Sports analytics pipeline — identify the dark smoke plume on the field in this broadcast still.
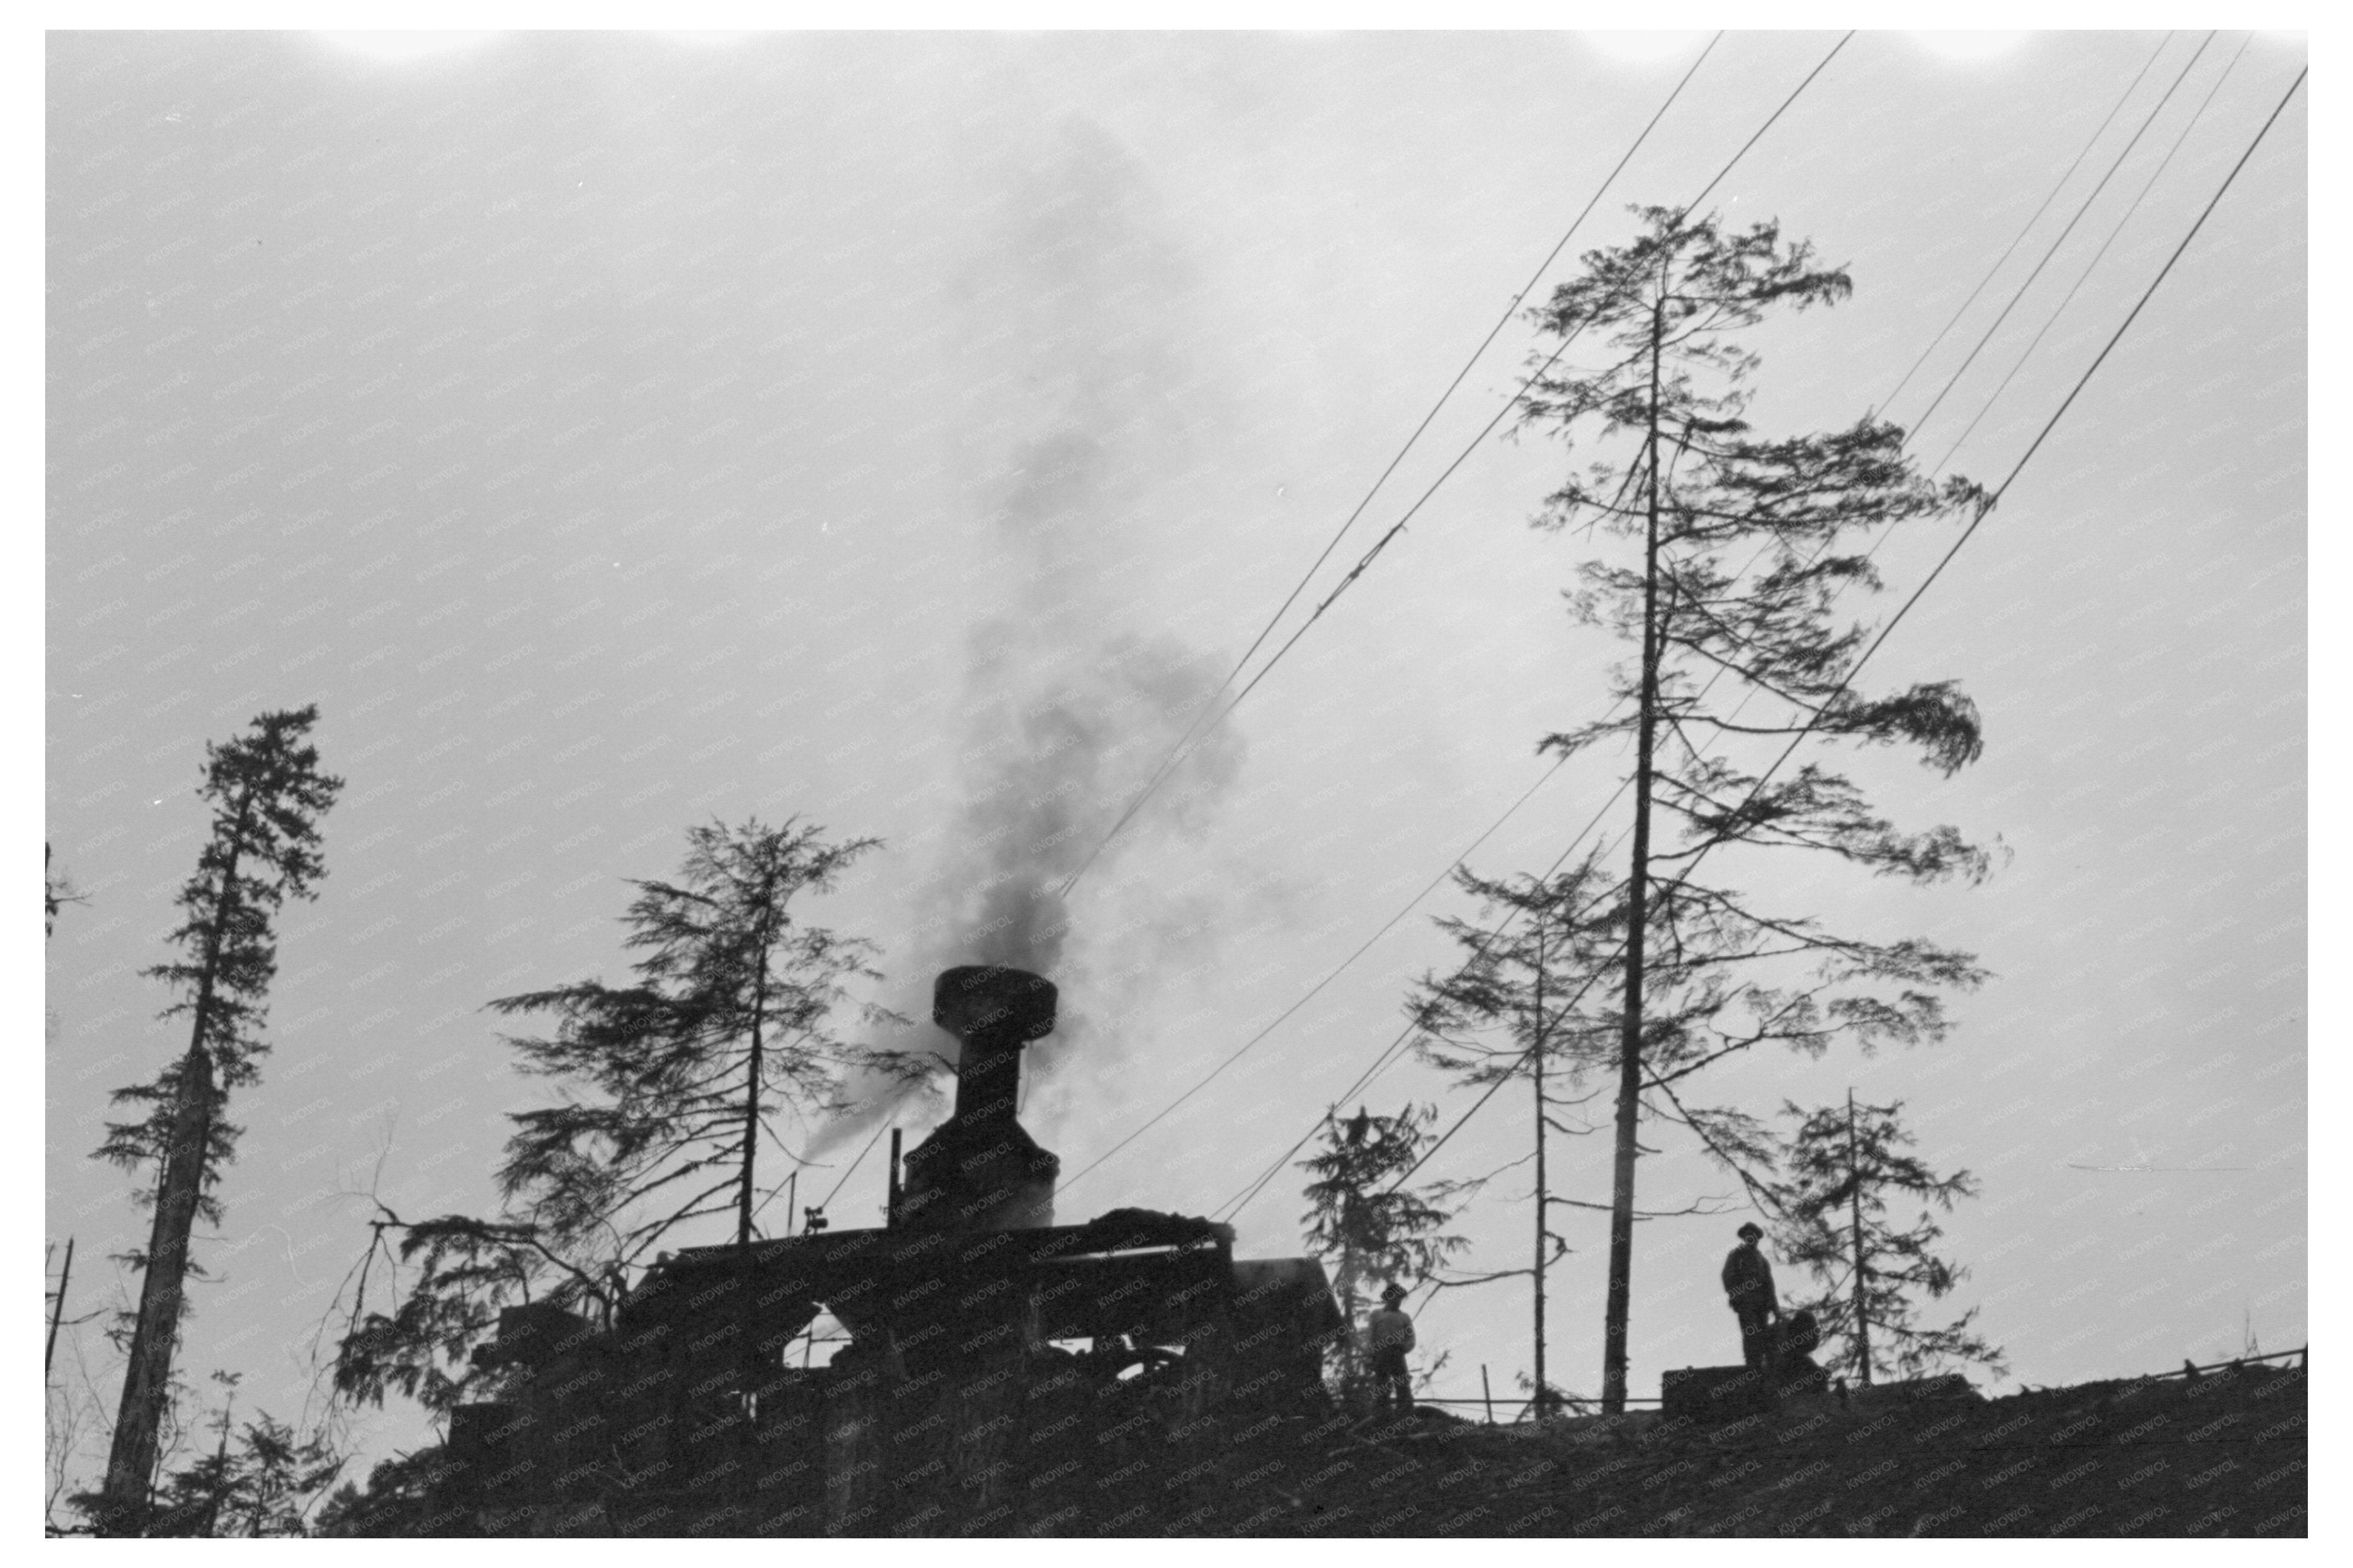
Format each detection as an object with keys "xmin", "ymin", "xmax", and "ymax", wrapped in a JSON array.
[{"xmin": 819, "ymin": 117, "xmax": 1249, "ymax": 1148}]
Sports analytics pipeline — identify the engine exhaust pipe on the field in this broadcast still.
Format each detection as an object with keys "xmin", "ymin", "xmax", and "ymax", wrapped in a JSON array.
[{"xmin": 893, "ymin": 966, "xmax": 1063, "ymax": 1232}]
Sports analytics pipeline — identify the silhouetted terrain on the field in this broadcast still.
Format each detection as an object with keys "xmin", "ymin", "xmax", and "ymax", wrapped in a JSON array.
[{"xmin": 401, "ymin": 1357, "xmax": 2301, "ymax": 1538}]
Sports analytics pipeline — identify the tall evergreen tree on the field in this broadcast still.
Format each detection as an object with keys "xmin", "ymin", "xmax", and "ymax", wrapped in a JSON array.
[
  {"xmin": 1773, "ymin": 1091, "xmax": 2004, "ymax": 1386},
  {"xmin": 1408, "ymin": 854, "xmax": 1618, "ymax": 1414},
  {"xmin": 491, "ymin": 816, "xmax": 897, "ymax": 1260},
  {"xmin": 93, "ymin": 706, "xmax": 341, "ymax": 1530},
  {"xmin": 333, "ymin": 817, "xmax": 913, "ymax": 1415},
  {"xmin": 1296, "ymin": 1104, "xmax": 1463, "ymax": 1398},
  {"xmin": 1519, "ymin": 206, "xmax": 1994, "ymax": 1410}
]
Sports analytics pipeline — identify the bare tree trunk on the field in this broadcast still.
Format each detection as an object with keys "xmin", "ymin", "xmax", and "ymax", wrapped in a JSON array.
[
  {"xmin": 46, "ymin": 1236, "xmax": 74, "ymax": 1378},
  {"xmin": 1531, "ymin": 927, "xmax": 1547, "ymax": 1415},
  {"xmin": 1848, "ymin": 1088, "xmax": 1871, "ymax": 1386},
  {"xmin": 104, "ymin": 800, "xmax": 251, "ymax": 1534},
  {"xmin": 100, "ymin": 1043, "xmax": 216, "ymax": 1531},
  {"xmin": 1338, "ymin": 1189, "xmax": 1360, "ymax": 1388},
  {"xmin": 198, "ymin": 1392, "xmax": 234, "ymax": 1538},
  {"xmin": 738, "ymin": 899, "xmax": 775, "ymax": 1438},
  {"xmin": 1601, "ymin": 279, "xmax": 1668, "ymax": 1417}
]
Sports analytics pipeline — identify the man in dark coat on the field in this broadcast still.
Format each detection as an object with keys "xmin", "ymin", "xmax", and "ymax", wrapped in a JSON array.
[{"xmin": 1722, "ymin": 1222, "xmax": 1779, "ymax": 1370}]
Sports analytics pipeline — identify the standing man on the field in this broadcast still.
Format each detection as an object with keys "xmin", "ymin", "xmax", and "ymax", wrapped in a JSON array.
[
  {"xmin": 1721, "ymin": 1222, "xmax": 1779, "ymax": 1370},
  {"xmin": 1364, "ymin": 1282, "xmax": 1417, "ymax": 1413}
]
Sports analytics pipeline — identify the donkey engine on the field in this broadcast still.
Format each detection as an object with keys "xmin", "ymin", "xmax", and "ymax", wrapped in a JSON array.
[{"xmin": 439, "ymin": 965, "xmax": 1343, "ymax": 1534}]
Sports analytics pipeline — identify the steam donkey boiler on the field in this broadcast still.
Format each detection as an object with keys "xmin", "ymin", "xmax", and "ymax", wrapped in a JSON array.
[{"xmin": 440, "ymin": 965, "xmax": 1344, "ymax": 1533}]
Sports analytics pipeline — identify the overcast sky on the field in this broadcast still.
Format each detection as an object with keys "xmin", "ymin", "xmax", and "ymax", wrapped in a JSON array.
[{"xmin": 44, "ymin": 28, "xmax": 2305, "ymax": 1482}]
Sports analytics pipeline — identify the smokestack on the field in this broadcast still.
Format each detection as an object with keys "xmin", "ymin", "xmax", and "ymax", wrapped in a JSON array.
[
  {"xmin": 894, "ymin": 966, "xmax": 1065, "ymax": 1232},
  {"xmin": 934, "ymin": 965, "xmax": 1055, "ymax": 1122}
]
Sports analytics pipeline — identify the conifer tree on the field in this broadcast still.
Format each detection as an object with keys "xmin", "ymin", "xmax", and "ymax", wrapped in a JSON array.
[
  {"xmin": 332, "ymin": 818, "xmax": 914, "ymax": 1415},
  {"xmin": 1773, "ymin": 1091, "xmax": 2004, "ymax": 1386},
  {"xmin": 1519, "ymin": 206, "xmax": 1994, "ymax": 1410},
  {"xmin": 1408, "ymin": 854, "xmax": 1617, "ymax": 1414},
  {"xmin": 151, "ymin": 1386, "xmax": 344, "ymax": 1538},
  {"xmin": 92, "ymin": 706, "xmax": 341, "ymax": 1531},
  {"xmin": 490, "ymin": 816, "xmax": 899, "ymax": 1260},
  {"xmin": 1297, "ymin": 1104, "xmax": 1462, "ymax": 1397}
]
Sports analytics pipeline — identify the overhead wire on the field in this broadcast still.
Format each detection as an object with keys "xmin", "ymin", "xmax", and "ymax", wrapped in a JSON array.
[
  {"xmin": 1164, "ymin": 459, "xmax": 1661, "ymax": 1220},
  {"xmin": 1682, "ymin": 30, "xmax": 1853, "ymax": 211},
  {"xmin": 1075, "ymin": 30, "xmax": 2108, "ymax": 1224},
  {"xmin": 1059, "ymin": 35, "xmax": 1889, "ymax": 1214},
  {"xmin": 1904, "ymin": 30, "xmax": 2219, "ymax": 445},
  {"xmin": 1071, "ymin": 444, "xmax": 1656, "ymax": 1203},
  {"xmin": 1926, "ymin": 33, "xmax": 2255, "ymax": 477},
  {"xmin": 1217, "ymin": 49, "xmax": 2302, "ymax": 1221},
  {"xmin": 1057, "ymin": 32, "xmax": 1855, "ymax": 901},
  {"xmin": 1057, "ymin": 752, "xmax": 1574, "ymax": 1193},
  {"xmin": 814, "ymin": 1117, "xmax": 891, "ymax": 1219},
  {"xmin": 1365, "ymin": 61, "xmax": 2308, "ymax": 1205},
  {"xmin": 1210, "ymin": 38, "xmax": 1918, "ymax": 1219},
  {"xmin": 1212, "ymin": 429, "xmax": 1914, "ymax": 1219},
  {"xmin": 1049, "ymin": 36, "xmax": 1724, "ymax": 902},
  {"xmin": 1099, "ymin": 425, "xmax": 1716, "ymax": 1211},
  {"xmin": 1212, "ymin": 814, "xmax": 1635, "ymax": 1224},
  {"xmin": 1875, "ymin": 32, "xmax": 2176, "ymax": 420}
]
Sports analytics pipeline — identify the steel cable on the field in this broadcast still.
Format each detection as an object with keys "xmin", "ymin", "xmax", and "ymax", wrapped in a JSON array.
[{"xmin": 1058, "ymin": 33, "xmax": 1857, "ymax": 900}]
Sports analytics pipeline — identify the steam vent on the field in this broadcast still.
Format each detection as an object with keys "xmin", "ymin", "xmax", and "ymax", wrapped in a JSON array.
[{"xmin": 435, "ymin": 966, "xmax": 1347, "ymax": 1536}]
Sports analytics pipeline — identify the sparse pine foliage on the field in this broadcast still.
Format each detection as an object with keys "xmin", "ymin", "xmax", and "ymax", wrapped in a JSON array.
[
  {"xmin": 1772, "ymin": 1092, "xmax": 2005, "ymax": 1386},
  {"xmin": 1410, "ymin": 857, "xmax": 1622, "ymax": 1095},
  {"xmin": 491, "ymin": 816, "xmax": 913, "ymax": 1260},
  {"xmin": 332, "ymin": 817, "xmax": 914, "ymax": 1413},
  {"xmin": 330, "ymin": 1215, "xmax": 605, "ymax": 1413},
  {"xmin": 1518, "ymin": 206, "xmax": 1995, "ymax": 1409},
  {"xmin": 1298, "ymin": 1104, "xmax": 1463, "ymax": 1394},
  {"xmin": 1409, "ymin": 854, "xmax": 1620, "ymax": 1413},
  {"xmin": 148, "ymin": 1378, "xmax": 345, "ymax": 1538},
  {"xmin": 96, "ymin": 706, "xmax": 343, "ymax": 1216}
]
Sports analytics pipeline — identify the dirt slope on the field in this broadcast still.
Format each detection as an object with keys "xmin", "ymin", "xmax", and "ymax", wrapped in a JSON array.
[{"xmin": 1025, "ymin": 1360, "xmax": 2305, "ymax": 1538}]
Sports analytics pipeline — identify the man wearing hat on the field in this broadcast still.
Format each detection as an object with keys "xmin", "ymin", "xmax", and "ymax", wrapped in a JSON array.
[
  {"xmin": 1363, "ymin": 1282, "xmax": 1417, "ymax": 1413},
  {"xmin": 1721, "ymin": 1223, "xmax": 1780, "ymax": 1370}
]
